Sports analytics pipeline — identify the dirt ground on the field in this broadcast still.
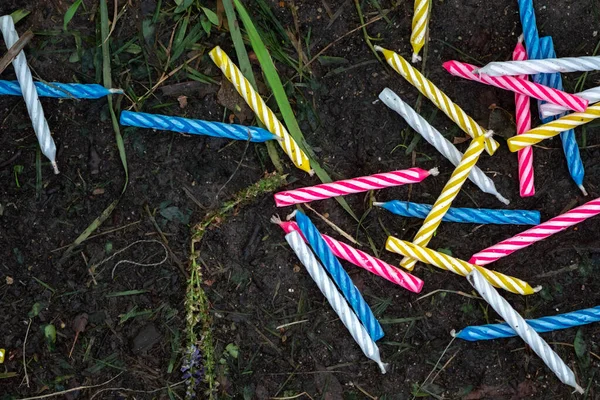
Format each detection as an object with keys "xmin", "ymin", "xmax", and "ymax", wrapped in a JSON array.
[{"xmin": 1, "ymin": 0, "xmax": 600, "ymax": 399}]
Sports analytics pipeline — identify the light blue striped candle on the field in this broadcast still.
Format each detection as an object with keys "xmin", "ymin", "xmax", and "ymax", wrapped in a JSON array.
[
  {"xmin": 374, "ymin": 200, "xmax": 540, "ymax": 225},
  {"xmin": 120, "ymin": 111, "xmax": 277, "ymax": 142},
  {"xmin": 294, "ymin": 211, "xmax": 384, "ymax": 341},
  {"xmin": 0, "ymin": 80, "xmax": 121, "ymax": 99},
  {"xmin": 454, "ymin": 306, "xmax": 600, "ymax": 341}
]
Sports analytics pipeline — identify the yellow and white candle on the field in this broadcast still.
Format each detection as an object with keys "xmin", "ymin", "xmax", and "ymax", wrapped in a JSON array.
[
  {"xmin": 375, "ymin": 46, "xmax": 499, "ymax": 155},
  {"xmin": 209, "ymin": 46, "xmax": 312, "ymax": 174},
  {"xmin": 410, "ymin": 0, "xmax": 431, "ymax": 63}
]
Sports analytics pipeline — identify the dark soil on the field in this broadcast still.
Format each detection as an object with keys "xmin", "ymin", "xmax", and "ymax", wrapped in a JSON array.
[{"xmin": 1, "ymin": 0, "xmax": 600, "ymax": 399}]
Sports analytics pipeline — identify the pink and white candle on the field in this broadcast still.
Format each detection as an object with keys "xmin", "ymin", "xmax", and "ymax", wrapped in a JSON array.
[
  {"xmin": 469, "ymin": 197, "xmax": 600, "ymax": 266},
  {"xmin": 513, "ymin": 39, "xmax": 535, "ymax": 197},
  {"xmin": 274, "ymin": 167, "xmax": 438, "ymax": 207},
  {"xmin": 443, "ymin": 61, "xmax": 588, "ymax": 113},
  {"xmin": 272, "ymin": 216, "xmax": 424, "ymax": 293}
]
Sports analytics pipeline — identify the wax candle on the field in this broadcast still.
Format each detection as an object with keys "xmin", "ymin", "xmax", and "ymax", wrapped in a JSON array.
[
  {"xmin": 120, "ymin": 111, "xmax": 278, "ymax": 142},
  {"xmin": 466, "ymin": 269, "xmax": 584, "ymax": 393},
  {"xmin": 374, "ymin": 200, "xmax": 540, "ymax": 225},
  {"xmin": 378, "ymin": 88, "xmax": 509, "ymax": 204},
  {"xmin": 400, "ymin": 134, "xmax": 491, "ymax": 271},
  {"xmin": 285, "ymin": 231, "xmax": 389, "ymax": 373},
  {"xmin": 410, "ymin": 0, "xmax": 430, "ymax": 63},
  {"xmin": 385, "ymin": 237, "xmax": 538, "ymax": 295},
  {"xmin": 517, "ymin": 0, "xmax": 541, "ymax": 61},
  {"xmin": 475, "ymin": 55, "xmax": 600, "ymax": 77},
  {"xmin": 274, "ymin": 167, "xmax": 438, "ymax": 207},
  {"xmin": 507, "ymin": 103, "xmax": 600, "ymax": 152},
  {"xmin": 469, "ymin": 197, "xmax": 600, "ymax": 266},
  {"xmin": 209, "ymin": 46, "xmax": 312, "ymax": 174},
  {"xmin": 540, "ymin": 86, "xmax": 600, "ymax": 117},
  {"xmin": 273, "ymin": 217, "xmax": 424, "ymax": 293},
  {"xmin": 454, "ymin": 305, "xmax": 600, "ymax": 341},
  {"xmin": 442, "ymin": 60, "xmax": 587, "ymax": 113},
  {"xmin": 512, "ymin": 39, "xmax": 535, "ymax": 197},
  {"xmin": 0, "ymin": 80, "xmax": 122, "ymax": 99},
  {"xmin": 538, "ymin": 37, "xmax": 586, "ymax": 196},
  {"xmin": 294, "ymin": 211, "xmax": 385, "ymax": 341},
  {"xmin": 375, "ymin": 46, "xmax": 499, "ymax": 155},
  {"xmin": 0, "ymin": 16, "xmax": 58, "ymax": 174}
]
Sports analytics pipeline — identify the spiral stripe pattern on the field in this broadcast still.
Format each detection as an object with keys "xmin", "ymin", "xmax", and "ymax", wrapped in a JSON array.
[
  {"xmin": 476, "ymin": 56, "xmax": 600, "ymax": 77},
  {"xmin": 469, "ymin": 197, "xmax": 600, "ymax": 266},
  {"xmin": 209, "ymin": 46, "xmax": 312, "ymax": 173},
  {"xmin": 466, "ymin": 270, "xmax": 583, "ymax": 393},
  {"xmin": 455, "ymin": 306, "xmax": 600, "ymax": 341},
  {"xmin": 376, "ymin": 200, "xmax": 540, "ymax": 225},
  {"xmin": 518, "ymin": 0, "xmax": 541, "ymax": 60},
  {"xmin": 410, "ymin": 0, "xmax": 430, "ymax": 62},
  {"xmin": 278, "ymin": 220, "xmax": 424, "ymax": 293},
  {"xmin": 541, "ymin": 86, "xmax": 600, "ymax": 117},
  {"xmin": 507, "ymin": 103, "xmax": 600, "ymax": 152},
  {"xmin": 274, "ymin": 167, "xmax": 435, "ymax": 207},
  {"xmin": 295, "ymin": 212, "xmax": 385, "ymax": 341},
  {"xmin": 443, "ymin": 60, "xmax": 587, "ymax": 112},
  {"xmin": 378, "ymin": 88, "xmax": 509, "ymax": 204},
  {"xmin": 285, "ymin": 231, "xmax": 388, "ymax": 374},
  {"xmin": 376, "ymin": 46, "xmax": 499, "ymax": 155},
  {"xmin": 385, "ymin": 237, "xmax": 536, "ymax": 295},
  {"xmin": 0, "ymin": 80, "xmax": 120, "ymax": 99},
  {"xmin": 401, "ymin": 135, "xmax": 488, "ymax": 271},
  {"xmin": 0, "ymin": 16, "xmax": 58, "ymax": 173},
  {"xmin": 119, "ymin": 111, "xmax": 277, "ymax": 142}
]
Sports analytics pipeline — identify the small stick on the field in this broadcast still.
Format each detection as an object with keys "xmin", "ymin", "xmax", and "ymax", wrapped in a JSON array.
[
  {"xmin": 22, "ymin": 318, "xmax": 32, "ymax": 388},
  {"xmin": 0, "ymin": 30, "xmax": 33, "ymax": 75}
]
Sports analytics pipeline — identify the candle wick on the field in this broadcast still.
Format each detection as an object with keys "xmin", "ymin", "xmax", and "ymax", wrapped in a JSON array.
[
  {"xmin": 517, "ymin": 33, "xmax": 524, "ymax": 44},
  {"xmin": 578, "ymin": 184, "xmax": 588, "ymax": 196},
  {"xmin": 109, "ymin": 88, "xmax": 124, "ymax": 94},
  {"xmin": 51, "ymin": 161, "xmax": 59, "ymax": 175},
  {"xmin": 449, "ymin": 329, "xmax": 457, "ymax": 338},
  {"xmin": 372, "ymin": 201, "xmax": 384, "ymax": 207},
  {"xmin": 533, "ymin": 285, "xmax": 543, "ymax": 293},
  {"xmin": 270, "ymin": 215, "xmax": 283, "ymax": 225},
  {"xmin": 374, "ymin": 45, "xmax": 384, "ymax": 53},
  {"xmin": 428, "ymin": 167, "xmax": 439, "ymax": 176},
  {"xmin": 496, "ymin": 193, "xmax": 511, "ymax": 205},
  {"xmin": 411, "ymin": 53, "xmax": 422, "ymax": 64},
  {"xmin": 286, "ymin": 210, "xmax": 298, "ymax": 221}
]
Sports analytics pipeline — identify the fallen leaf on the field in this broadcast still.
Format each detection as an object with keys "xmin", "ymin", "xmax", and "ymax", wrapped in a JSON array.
[
  {"xmin": 453, "ymin": 135, "xmax": 471, "ymax": 144},
  {"xmin": 177, "ymin": 95, "xmax": 188, "ymax": 108}
]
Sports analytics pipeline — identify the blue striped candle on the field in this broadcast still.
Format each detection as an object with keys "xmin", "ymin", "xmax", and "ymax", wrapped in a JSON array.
[
  {"xmin": 120, "ymin": 111, "xmax": 278, "ymax": 142},
  {"xmin": 374, "ymin": 200, "xmax": 540, "ymax": 225},
  {"xmin": 294, "ymin": 211, "xmax": 384, "ymax": 341},
  {"xmin": 454, "ymin": 305, "xmax": 600, "ymax": 341},
  {"xmin": 0, "ymin": 80, "xmax": 121, "ymax": 99}
]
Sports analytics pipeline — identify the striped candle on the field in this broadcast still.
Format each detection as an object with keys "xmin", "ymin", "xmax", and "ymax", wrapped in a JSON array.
[
  {"xmin": 401, "ymin": 134, "xmax": 490, "ymax": 271},
  {"xmin": 475, "ymin": 55, "xmax": 600, "ymax": 77},
  {"xmin": 469, "ymin": 197, "xmax": 600, "ymax": 266},
  {"xmin": 385, "ymin": 237, "xmax": 539, "ymax": 295},
  {"xmin": 0, "ymin": 80, "xmax": 122, "ymax": 99},
  {"xmin": 410, "ymin": 0, "xmax": 431, "ymax": 63},
  {"xmin": 375, "ymin": 200, "xmax": 540, "ymax": 225},
  {"xmin": 274, "ymin": 167, "xmax": 438, "ymax": 207},
  {"xmin": 273, "ymin": 217, "xmax": 424, "ymax": 293},
  {"xmin": 541, "ymin": 86, "xmax": 600, "ymax": 117}
]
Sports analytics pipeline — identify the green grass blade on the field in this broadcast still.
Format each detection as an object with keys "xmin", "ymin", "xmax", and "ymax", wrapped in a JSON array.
[{"xmin": 232, "ymin": 0, "xmax": 357, "ymax": 219}]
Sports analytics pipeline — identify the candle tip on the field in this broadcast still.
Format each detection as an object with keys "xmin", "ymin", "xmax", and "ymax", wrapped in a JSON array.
[
  {"xmin": 411, "ymin": 53, "xmax": 422, "ymax": 63},
  {"xmin": 270, "ymin": 215, "xmax": 283, "ymax": 225},
  {"xmin": 372, "ymin": 201, "xmax": 384, "ymax": 207},
  {"xmin": 308, "ymin": 169, "xmax": 315, "ymax": 177},
  {"xmin": 109, "ymin": 88, "xmax": 124, "ymax": 94},
  {"xmin": 496, "ymin": 193, "xmax": 510, "ymax": 205},
  {"xmin": 517, "ymin": 33, "xmax": 524, "ymax": 44},
  {"xmin": 578, "ymin": 184, "xmax": 588, "ymax": 196},
  {"xmin": 51, "ymin": 161, "xmax": 60, "ymax": 174},
  {"xmin": 428, "ymin": 167, "xmax": 439, "ymax": 176},
  {"xmin": 378, "ymin": 361, "xmax": 390, "ymax": 374},
  {"xmin": 374, "ymin": 45, "xmax": 384, "ymax": 52},
  {"xmin": 286, "ymin": 210, "xmax": 298, "ymax": 221},
  {"xmin": 574, "ymin": 384, "xmax": 585, "ymax": 394},
  {"xmin": 533, "ymin": 285, "xmax": 543, "ymax": 293},
  {"xmin": 484, "ymin": 130, "xmax": 494, "ymax": 139}
]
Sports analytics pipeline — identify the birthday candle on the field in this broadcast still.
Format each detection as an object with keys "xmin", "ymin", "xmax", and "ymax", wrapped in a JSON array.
[
  {"xmin": 469, "ymin": 197, "xmax": 600, "ymax": 266},
  {"xmin": 375, "ymin": 46, "xmax": 499, "ymax": 155},
  {"xmin": 274, "ymin": 167, "xmax": 438, "ymax": 207},
  {"xmin": 538, "ymin": 37, "xmax": 587, "ymax": 196},
  {"xmin": 442, "ymin": 60, "xmax": 587, "ymax": 113},
  {"xmin": 209, "ymin": 46, "xmax": 312, "ymax": 174},
  {"xmin": 378, "ymin": 88, "xmax": 509, "ymax": 204},
  {"xmin": 374, "ymin": 200, "xmax": 540, "ymax": 225},
  {"xmin": 540, "ymin": 86, "xmax": 600, "ymax": 117},
  {"xmin": 454, "ymin": 305, "xmax": 600, "ymax": 342},
  {"xmin": 120, "ymin": 111, "xmax": 278, "ymax": 142},
  {"xmin": 466, "ymin": 269, "xmax": 584, "ymax": 393},
  {"xmin": 400, "ymin": 134, "xmax": 491, "ymax": 271},
  {"xmin": 285, "ymin": 231, "xmax": 389, "ymax": 373},
  {"xmin": 517, "ymin": 0, "xmax": 541, "ymax": 61},
  {"xmin": 0, "ymin": 16, "xmax": 58, "ymax": 174},
  {"xmin": 294, "ymin": 211, "xmax": 385, "ymax": 341},
  {"xmin": 474, "ymin": 55, "xmax": 600, "ymax": 77},
  {"xmin": 507, "ymin": 102, "xmax": 600, "ymax": 152},
  {"xmin": 410, "ymin": 0, "xmax": 431, "ymax": 63},
  {"xmin": 273, "ymin": 217, "xmax": 424, "ymax": 293},
  {"xmin": 0, "ymin": 80, "xmax": 122, "ymax": 99},
  {"xmin": 512, "ymin": 39, "xmax": 535, "ymax": 197},
  {"xmin": 385, "ymin": 237, "xmax": 539, "ymax": 295}
]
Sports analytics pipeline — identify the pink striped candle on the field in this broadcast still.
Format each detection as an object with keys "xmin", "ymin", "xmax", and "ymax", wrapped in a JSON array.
[
  {"xmin": 469, "ymin": 197, "xmax": 600, "ymax": 266},
  {"xmin": 273, "ymin": 217, "xmax": 424, "ymax": 293},
  {"xmin": 274, "ymin": 167, "xmax": 438, "ymax": 207},
  {"xmin": 513, "ymin": 39, "xmax": 535, "ymax": 197},
  {"xmin": 442, "ymin": 61, "xmax": 588, "ymax": 113}
]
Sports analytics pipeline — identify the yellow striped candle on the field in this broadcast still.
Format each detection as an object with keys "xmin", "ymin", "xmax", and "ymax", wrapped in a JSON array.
[
  {"xmin": 401, "ymin": 134, "xmax": 490, "ymax": 271},
  {"xmin": 209, "ymin": 46, "xmax": 312, "ymax": 174},
  {"xmin": 410, "ymin": 0, "xmax": 431, "ymax": 63},
  {"xmin": 385, "ymin": 237, "xmax": 540, "ymax": 295},
  {"xmin": 375, "ymin": 46, "xmax": 499, "ymax": 155},
  {"xmin": 507, "ymin": 102, "xmax": 600, "ymax": 152}
]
